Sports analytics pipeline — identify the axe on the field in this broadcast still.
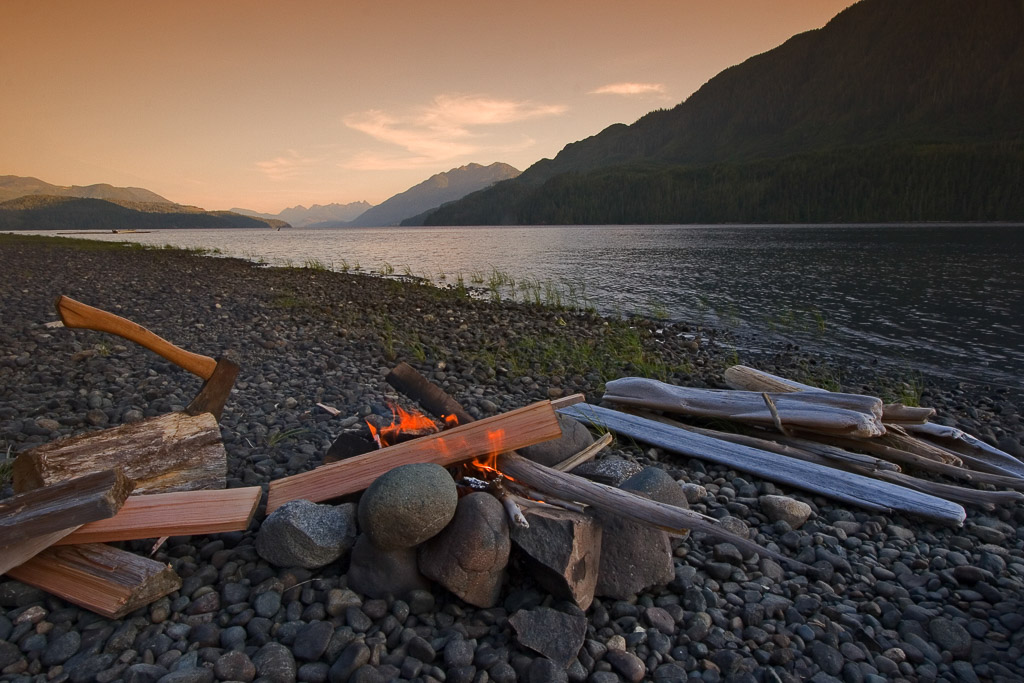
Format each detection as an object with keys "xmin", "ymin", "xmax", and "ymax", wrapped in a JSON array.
[{"xmin": 55, "ymin": 295, "xmax": 239, "ymax": 421}]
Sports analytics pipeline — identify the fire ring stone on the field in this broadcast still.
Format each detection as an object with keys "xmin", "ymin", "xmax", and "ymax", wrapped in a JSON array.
[{"xmin": 358, "ymin": 463, "xmax": 458, "ymax": 550}]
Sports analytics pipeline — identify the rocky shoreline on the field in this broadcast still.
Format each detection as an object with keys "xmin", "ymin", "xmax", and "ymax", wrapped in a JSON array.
[{"xmin": 2, "ymin": 233, "xmax": 1023, "ymax": 683}]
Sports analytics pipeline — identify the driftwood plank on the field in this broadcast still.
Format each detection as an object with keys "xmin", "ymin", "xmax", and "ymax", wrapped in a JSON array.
[
  {"xmin": 13, "ymin": 411, "xmax": 226, "ymax": 494},
  {"xmin": 602, "ymin": 377, "xmax": 885, "ymax": 437},
  {"xmin": 722, "ymin": 365, "xmax": 935, "ymax": 423},
  {"xmin": 0, "ymin": 469, "xmax": 134, "ymax": 575},
  {"xmin": 908, "ymin": 422, "xmax": 1024, "ymax": 478},
  {"xmin": 56, "ymin": 487, "xmax": 262, "ymax": 545},
  {"xmin": 559, "ymin": 403, "xmax": 966, "ymax": 525},
  {"xmin": 266, "ymin": 399, "xmax": 563, "ymax": 513},
  {"xmin": 6, "ymin": 543, "xmax": 181, "ymax": 619}
]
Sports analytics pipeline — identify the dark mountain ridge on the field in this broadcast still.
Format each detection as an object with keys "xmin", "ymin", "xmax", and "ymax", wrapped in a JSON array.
[
  {"xmin": 0, "ymin": 195, "xmax": 288, "ymax": 231},
  {"xmin": 426, "ymin": 0, "xmax": 1024, "ymax": 225},
  {"xmin": 346, "ymin": 162, "xmax": 520, "ymax": 227}
]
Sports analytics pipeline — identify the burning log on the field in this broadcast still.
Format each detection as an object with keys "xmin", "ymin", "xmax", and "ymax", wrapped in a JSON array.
[
  {"xmin": 13, "ymin": 411, "xmax": 227, "ymax": 494},
  {"xmin": 6, "ymin": 543, "xmax": 181, "ymax": 619},
  {"xmin": 266, "ymin": 398, "xmax": 563, "ymax": 513},
  {"xmin": 602, "ymin": 377, "xmax": 886, "ymax": 437},
  {"xmin": 387, "ymin": 362, "xmax": 474, "ymax": 425},
  {"xmin": 54, "ymin": 486, "xmax": 262, "ymax": 545},
  {"xmin": 0, "ymin": 469, "xmax": 134, "ymax": 575},
  {"xmin": 560, "ymin": 403, "xmax": 967, "ymax": 525}
]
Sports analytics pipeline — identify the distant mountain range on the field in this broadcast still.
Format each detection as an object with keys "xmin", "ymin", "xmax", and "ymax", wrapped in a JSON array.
[
  {"xmin": 232, "ymin": 201, "xmax": 372, "ymax": 228},
  {"xmin": 348, "ymin": 162, "xmax": 519, "ymax": 227},
  {"xmin": 424, "ymin": 0, "xmax": 1024, "ymax": 225},
  {"xmin": 0, "ymin": 175, "xmax": 171, "ymax": 204},
  {"xmin": 0, "ymin": 176, "xmax": 287, "ymax": 230},
  {"xmin": 230, "ymin": 162, "xmax": 521, "ymax": 228}
]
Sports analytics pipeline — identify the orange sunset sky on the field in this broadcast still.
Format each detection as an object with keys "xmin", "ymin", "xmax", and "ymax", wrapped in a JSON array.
[{"xmin": 2, "ymin": 0, "xmax": 856, "ymax": 213}]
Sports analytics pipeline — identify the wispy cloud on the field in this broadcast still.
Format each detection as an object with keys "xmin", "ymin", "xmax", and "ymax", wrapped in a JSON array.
[
  {"xmin": 342, "ymin": 94, "xmax": 567, "ymax": 170},
  {"xmin": 255, "ymin": 149, "xmax": 321, "ymax": 181},
  {"xmin": 589, "ymin": 82, "xmax": 667, "ymax": 96}
]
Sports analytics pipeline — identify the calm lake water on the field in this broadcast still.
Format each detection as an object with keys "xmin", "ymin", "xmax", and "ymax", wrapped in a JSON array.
[{"xmin": 28, "ymin": 224, "xmax": 1024, "ymax": 389}]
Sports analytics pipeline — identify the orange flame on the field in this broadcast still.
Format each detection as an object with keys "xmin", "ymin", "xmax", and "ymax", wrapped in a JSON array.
[
  {"xmin": 465, "ymin": 428, "xmax": 509, "ymax": 480},
  {"xmin": 367, "ymin": 404, "xmax": 439, "ymax": 448},
  {"xmin": 444, "ymin": 414, "xmax": 459, "ymax": 427}
]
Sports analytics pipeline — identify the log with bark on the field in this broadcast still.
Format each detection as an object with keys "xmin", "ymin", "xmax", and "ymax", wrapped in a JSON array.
[
  {"xmin": 266, "ymin": 398, "xmax": 563, "ymax": 513},
  {"xmin": 13, "ymin": 411, "xmax": 226, "ymax": 494},
  {"xmin": 602, "ymin": 377, "xmax": 886, "ymax": 437},
  {"xmin": 0, "ymin": 469, "xmax": 134, "ymax": 575},
  {"xmin": 5, "ymin": 543, "xmax": 181, "ymax": 619},
  {"xmin": 560, "ymin": 403, "xmax": 966, "ymax": 525}
]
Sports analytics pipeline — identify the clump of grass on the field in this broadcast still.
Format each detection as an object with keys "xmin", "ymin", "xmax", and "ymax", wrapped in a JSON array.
[
  {"xmin": 268, "ymin": 427, "xmax": 308, "ymax": 448},
  {"xmin": 380, "ymin": 262, "xmax": 395, "ymax": 276},
  {"xmin": 303, "ymin": 258, "xmax": 329, "ymax": 271}
]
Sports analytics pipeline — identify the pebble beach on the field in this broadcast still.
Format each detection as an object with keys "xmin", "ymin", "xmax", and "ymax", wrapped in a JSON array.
[{"xmin": 2, "ymin": 233, "xmax": 1023, "ymax": 683}]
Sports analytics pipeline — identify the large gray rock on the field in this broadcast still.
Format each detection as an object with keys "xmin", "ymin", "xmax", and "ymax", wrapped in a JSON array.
[
  {"xmin": 418, "ymin": 492, "xmax": 510, "ymax": 607},
  {"xmin": 256, "ymin": 500, "xmax": 357, "ymax": 569},
  {"xmin": 510, "ymin": 507, "xmax": 602, "ymax": 610},
  {"xmin": 595, "ymin": 467, "xmax": 682, "ymax": 600},
  {"xmin": 347, "ymin": 533, "xmax": 430, "ymax": 599},
  {"xmin": 759, "ymin": 494, "xmax": 812, "ymax": 529},
  {"xmin": 519, "ymin": 414, "xmax": 595, "ymax": 467},
  {"xmin": 509, "ymin": 606, "xmax": 587, "ymax": 669},
  {"xmin": 358, "ymin": 463, "xmax": 458, "ymax": 550}
]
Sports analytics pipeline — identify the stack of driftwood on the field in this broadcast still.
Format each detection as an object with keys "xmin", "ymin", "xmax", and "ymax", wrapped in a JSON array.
[{"xmin": 561, "ymin": 366, "xmax": 1024, "ymax": 526}]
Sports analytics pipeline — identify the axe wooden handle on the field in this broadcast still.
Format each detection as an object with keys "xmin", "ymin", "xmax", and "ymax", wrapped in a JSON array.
[{"xmin": 55, "ymin": 295, "xmax": 217, "ymax": 380}]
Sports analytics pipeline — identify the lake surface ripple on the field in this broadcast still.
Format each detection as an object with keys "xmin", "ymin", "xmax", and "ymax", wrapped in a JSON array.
[{"xmin": 36, "ymin": 224, "xmax": 1024, "ymax": 389}]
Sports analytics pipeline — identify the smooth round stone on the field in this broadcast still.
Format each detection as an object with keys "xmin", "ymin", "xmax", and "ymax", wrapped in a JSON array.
[{"xmin": 358, "ymin": 463, "xmax": 458, "ymax": 549}]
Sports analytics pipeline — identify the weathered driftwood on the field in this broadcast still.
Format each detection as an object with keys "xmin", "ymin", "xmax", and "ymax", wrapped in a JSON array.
[
  {"xmin": 811, "ymin": 433, "xmax": 1024, "ymax": 491},
  {"xmin": 56, "ymin": 486, "xmax": 262, "ymax": 546},
  {"xmin": 560, "ymin": 403, "xmax": 966, "ymax": 525},
  {"xmin": 602, "ymin": 377, "xmax": 885, "ymax": 437},
  {"xmin": 722, "ymin": 365, "xmax": 935, "ymax": 423},
  {"xmin": 0, "ymin": 469, "xmax": 133, "ymax": 550},
  {"xmin": 496, "ymin": 451, "xmax": 803, "ymax": 568},
  {"xmin": 266, "ymin": 399, "xmax": 563, "ymax": 513},
  {"xmin": 908, "ymin": 422, "xmax": 1024, "ymax": 478},
  {"xmin": 553, "ymin": 432, "xmax": 614, "ymax": 472},
  {"xmin": 643, "ymin": 413, "xmax": 1024, "ymax": 510},
  {"xmin": 6, "ymin": 543, "xmax": 181, "ymax": 619},
  {"xmin": 13, "ymin": 411, "xmax": 226, "ymax": 494}
]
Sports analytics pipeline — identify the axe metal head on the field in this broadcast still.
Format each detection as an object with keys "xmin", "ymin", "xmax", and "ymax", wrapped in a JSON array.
[{"xmin": 184, "ymin": 357, "xmax": 239, "ymax": 422}]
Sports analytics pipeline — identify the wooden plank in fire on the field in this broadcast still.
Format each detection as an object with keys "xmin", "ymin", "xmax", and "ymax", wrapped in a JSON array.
[{"xmin": 266, "ymin": 398, "xmax": 563, "ymax": 513}]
